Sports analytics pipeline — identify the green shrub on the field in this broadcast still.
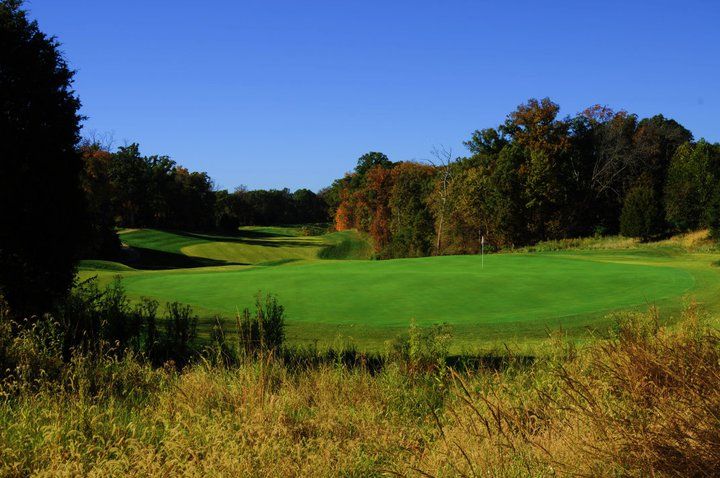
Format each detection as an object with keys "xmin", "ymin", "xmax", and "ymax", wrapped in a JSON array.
[
  {"xmin": 236, "ymin": 293, "xmax": 285, "ymax": 357},
  {"xmin": 620, "ymin": 183, "xmax": 663, "ymax": 240},
  {"xmin": 135, "ymin": 297, "xmax": 159, "ymax": 361},
  {"xmin": 664, "ymin": 140, "xmax": 720, "ymax": 231},
  {"xmin": 56, "ymin": 277, "xmax": 142, "ymax": 357},
  {"xmin": 161, "ymin": 302, "xmax": 198, "ymax": 367},
  {"xmin": 708, "ymin": 186, "xmax": 720, "ymax": 241},
  {"xmin": 386, "ymin": 321, "xmax": 452, "ymax": 372},
  {"xmin": 53, "ymin": 278, "xmax": 199, "ymax": 368},
  {"xmin": 207, "ymin": 316, "xmax": 235, "ymax": 366}
]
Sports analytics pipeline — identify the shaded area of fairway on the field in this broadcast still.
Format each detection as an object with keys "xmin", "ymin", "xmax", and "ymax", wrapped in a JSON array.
[
  {"xmin": 113, "ymin": 227, "xmax": 371, "ymax": 269},
  {"xmin": 119, "ymin": 253, "xmax": 694, "ymax": 342}
]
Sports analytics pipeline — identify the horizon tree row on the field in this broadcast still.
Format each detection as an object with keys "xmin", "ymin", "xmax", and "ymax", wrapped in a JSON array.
[
  {"xmin": 330, "ymin": 99, "xmax": 720, "ymax": 257},
  {"xmin": 80, "ymin": 142, "xmax": 330, "ymax": 257}
]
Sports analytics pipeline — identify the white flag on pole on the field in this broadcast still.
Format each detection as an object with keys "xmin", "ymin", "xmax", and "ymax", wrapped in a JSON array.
[{"xmin": 481, "ymin": 235, "xmax": 484, "ymax": 269}]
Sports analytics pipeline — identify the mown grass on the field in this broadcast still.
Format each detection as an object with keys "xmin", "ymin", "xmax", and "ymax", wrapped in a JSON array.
[
  {"xmin": 317, "ymin": 232, "xmax": 374, "ymax": 260},
  {"xmin": 90, "ymin": 251, "xmax": 697, "ymax": 350},
  {"xmin": 113, "ymin": 227, "xmax": 372, "ymax": 267},
  {"xmin": 1, "ymin": 301, "xmax": 718, "ymax": 476},
  {"xmin": 77, "ymin": 228, "xmax": 720, "ymax": 350}
]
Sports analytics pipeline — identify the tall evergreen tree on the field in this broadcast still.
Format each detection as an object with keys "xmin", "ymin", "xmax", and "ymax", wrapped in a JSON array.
[{"xmin": 0, "ymin": 1, "xmax": 86, "ymax": 315}]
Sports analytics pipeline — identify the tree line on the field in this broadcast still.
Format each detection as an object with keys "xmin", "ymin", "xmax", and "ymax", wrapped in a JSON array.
[
  {"xmin": 80, "ymin": 141, "xmax": 330, "ymax": 257},
  {"xmin": 329, "ymin": 99, "xmax": 720, "ymax": 257}
]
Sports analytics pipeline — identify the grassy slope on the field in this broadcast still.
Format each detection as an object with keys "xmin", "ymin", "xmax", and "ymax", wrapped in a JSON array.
[
  {"xmin": 180, "ymin": 231, "xmax": 365, "ymax": 265},
  {"xmin": 113, "ymin": 227, "xmax": 370, "ymax": 266},
  {"xmin": 113, "ymin": 229, "xmax": 232, "ymax": 269},
  {"xmin": 78, "ymin": 227, "xmax": 373, "ymax": 284},
  {"xmin": 78, "ymin": 228, "xmax": 719, "ymax": 350}
]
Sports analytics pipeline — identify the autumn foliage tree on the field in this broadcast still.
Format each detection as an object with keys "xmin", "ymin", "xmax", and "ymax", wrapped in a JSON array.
[
  {"xmin": 329, "ymin": 99, "xmax": 709, "ymax": 257},
  {"xmin": 365, "ymin": 166, "xmax": 394, "ymax": 251},
  {"xmin": 79, "ymin": 143, "xmax": 121, "ymax": 258}
]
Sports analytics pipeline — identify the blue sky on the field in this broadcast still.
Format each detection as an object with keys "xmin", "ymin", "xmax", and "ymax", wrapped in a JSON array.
[{"xmin": 27, "ymin": 0, "xmax": 720, "ymax": 191}]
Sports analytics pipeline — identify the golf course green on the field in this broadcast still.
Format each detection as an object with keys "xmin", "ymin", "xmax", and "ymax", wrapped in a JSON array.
[{"xmin": 78, "ymin": 227, "xmax": 720, "ymax": 349}]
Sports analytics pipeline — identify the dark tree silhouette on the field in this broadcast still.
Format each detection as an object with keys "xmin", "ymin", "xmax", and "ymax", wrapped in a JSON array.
[
  {"xmin": 0, "ymin": 1, "xmax": 86, "ymax": 315},
  {"xmin": 620, "ymin": 181, "xmax": 663, "ymax": 241}
]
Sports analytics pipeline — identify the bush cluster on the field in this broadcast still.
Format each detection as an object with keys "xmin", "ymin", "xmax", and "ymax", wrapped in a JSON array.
[{"xmin": 0, "ymin": 277, "xmax": 199, "ymax": 388}]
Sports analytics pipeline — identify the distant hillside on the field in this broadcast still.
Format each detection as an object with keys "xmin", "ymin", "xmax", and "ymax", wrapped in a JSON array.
[{"xmin": 80, "ymin": 226, "xmax": 373, "ymax": 271}]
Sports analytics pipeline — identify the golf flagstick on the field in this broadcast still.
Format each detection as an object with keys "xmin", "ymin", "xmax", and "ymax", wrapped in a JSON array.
[{"xmin": 481, "ymin": 235, "xmax": 484, "ymax": 269}]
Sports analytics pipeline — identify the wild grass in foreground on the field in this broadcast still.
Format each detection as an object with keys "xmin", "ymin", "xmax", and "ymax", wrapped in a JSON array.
[{"xmin": 1, "ymin": 296, "xmax": 719, "ymax": 476}]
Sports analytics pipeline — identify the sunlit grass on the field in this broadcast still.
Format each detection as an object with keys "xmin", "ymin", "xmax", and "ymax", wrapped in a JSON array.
[{"xmin": 78, "ymin": 228, "xmax": 720, "ymax": 350}]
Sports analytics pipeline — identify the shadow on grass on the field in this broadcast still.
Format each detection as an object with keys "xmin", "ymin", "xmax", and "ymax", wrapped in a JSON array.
[
  {"xmin": 115, "ymin": 225, "xmax": 340, "ymax": 270},
  {"xmin": 236, "ymin": 228, "xmax": 296, "ymax": 238},
  {"xmin": 318, "ymin": 237, "xmax": 373, "ymax": 260},
  {"xmin": 276, "ymin": 348, "xmax": 536, "ymax": 374},
  {"xmin": 446, "ymin": 354, "xmax": 536, "ymax": 371},
  {"xmin": 256, "ymin": 258, "xmax": 303, "ymax": 266},
  {"xmin": 173, "ymin": 230, "xmax": 321, "ymax": 249},
  {"xmin": 121, "ymin": 246, "xmax": 246, "ymax": 270}
]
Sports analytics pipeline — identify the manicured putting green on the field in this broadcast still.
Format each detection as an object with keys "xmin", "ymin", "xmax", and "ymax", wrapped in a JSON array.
[{"xmin": 120, "ymin": 253, "xmax": 693, "ymax": 328}]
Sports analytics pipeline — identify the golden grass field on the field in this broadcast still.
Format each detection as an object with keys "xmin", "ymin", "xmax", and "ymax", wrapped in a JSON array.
[{"xmin": 1, "ymin": 299, "xmax": 719, "ymax": 477}]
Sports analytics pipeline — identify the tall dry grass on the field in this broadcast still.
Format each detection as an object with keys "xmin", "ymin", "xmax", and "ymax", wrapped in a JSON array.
[
  {"xmin": 1, "ymin": 302, "xmax": 719, "ymax": 477},
  {"xmin": 405, "ymin": 301, "xmax": 720, "ymax": 477},
  {"xmin": 0, "ymin": 354, "xmax": 444, "ymax": 477}
]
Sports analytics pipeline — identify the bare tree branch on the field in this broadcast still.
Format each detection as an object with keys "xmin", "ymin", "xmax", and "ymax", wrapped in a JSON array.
[{"xmin": 422, "ymin": 145, "xmax": 456, "ymax": 255}]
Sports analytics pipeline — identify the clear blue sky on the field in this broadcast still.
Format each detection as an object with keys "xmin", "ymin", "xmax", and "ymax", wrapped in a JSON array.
[{"xmin": 27, "ymin": 0, "xmax": 719, "ymax": 191}]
